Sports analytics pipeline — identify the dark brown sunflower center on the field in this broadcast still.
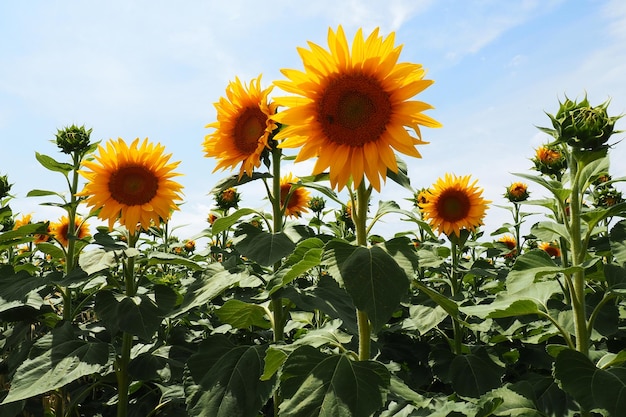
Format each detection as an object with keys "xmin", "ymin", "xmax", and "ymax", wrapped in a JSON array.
[
  {"xmin": 317, "ymin": 73, "xmax": 392, "ymax": 147},
  {"xmin": 234, "ymin": 107, "xmax": 266, "ymax": 154},
  {"xmin": 437, "ymin": 190, "xmax": 471, "ymax": 222},
  {"xmin": 109, "ymin": 165, "xmax": 159, "ymax": 206}
]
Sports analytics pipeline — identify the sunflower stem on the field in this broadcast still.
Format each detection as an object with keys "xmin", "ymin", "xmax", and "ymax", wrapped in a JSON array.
[
  {"xmin": 450, "ymin": 239, "xmax": 463, "ymax": 355},
  {"xmin": 116, "ymin": 232, "xmax": 138, "ymax": 417},
  {"xmin": 355, "ymin": 180, "xmax": 372, "ymax": 361}
]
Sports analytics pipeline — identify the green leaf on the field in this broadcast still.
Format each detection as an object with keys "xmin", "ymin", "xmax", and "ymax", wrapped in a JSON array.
[
  {"xmin": 610, "ymin": 220, "xmax": 626, "ymax": 266},
  {"xmin": 78, "ymin": 248, "xmax": 123, "ymax": 275},
  {"xmin": 171, "ymin": 263, "xmax": 245, "ymax": 318},
  {"xmin": 216, "ymin": 299, "xmax": 270, "ymax": 329},
  {"xmin": 506, "ymin": 250, "xmax": 582, "ymax": 293},
  {"xmin": 147, "ymin": 251, "xmax": 203, "ymax": 270},
  {"xmin": 0, "ymin": 265, "xmax": 48, "ymax": 313},
  {"xmin": 233, "ymin": 223, "xmax": 296, "ymax": 266},
  {"xmin": 280, "ymin": 346, "xmax": 390, "ymax": 417},
  {"xmin": 481, "ymin": 384, "xmax": 541, "ymax": 417},
  {"xmin": 34, "ymin": 242, "xmax": 65, "ymax": 260},
  {"xmin": 260, "ymin": 346, "xmax": 289, "ymax": 381},
  {"xmin": 449, "ymin": 349, "xmax": 505, "ymax": 398},
  {"xmin": 554, "ymin": 348, "xmax": 626, "ymax": 415},
  {"xmin": 291, "ymin": 319, "xmax": 352, "ymax": 349},
  {"xmin": 323, "ymin": 239, "xmax": 410, "ymax": 332},
  {"xmin": 513, "ymin": 172, "xmax": 571, "ymax": 202},
  {"xmin": 185, "ymin": 336, "xmax": 274, "ymax": 417},
  {"xmin": 211, "ymin": 208, "xmax": 259, "ymax": 234},
  {"xmin": 26, "ymin": 189, "xmax": 64, "ymax": 198},
  {"xmin": 209, "ymin": 172, "xmax": 272, "ymax": 194},
  {"xmin": 1, "ymin": 322, "xmax": 114, "ymax": 404},
  {"xmin": 268, "ymin": 238, "xmax": 324, "ymax": 294},
  {"xmin": 35, "ymin": 152, "xmax": 73, "ymax": 174},
  {"xmin": 531, "ymin": 221, "xmax": 571, "ymax": 242},
  {"xmin": 94, "ymin": 291, "xmax": 163, "ymax": 340},
  {"xmin": 385, "ymin": 155, "xmax": 412, "ymax": 191}
]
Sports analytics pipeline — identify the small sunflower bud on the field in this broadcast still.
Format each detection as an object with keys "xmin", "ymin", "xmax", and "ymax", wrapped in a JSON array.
[
  {"xmin": 532, "ymin": 144, "xmax": 567, "ymax": 178},
  {"xmin": 55, "ymin": 125, "xmax": 93, "ymax": 154},
  {"xmin": 215, "ymin": 187, "xmax": 240, "ymax": 210},
  {"xmin": 505, "ymin": 182, "xmax": 529, "ymax": 203},
  {"xmin": 0, "ymin": 174, "xmax": 12, "ymax": 199},
  {"xmin": 308, "ymin": 196, "xmax": 326, "ymax": 214}
]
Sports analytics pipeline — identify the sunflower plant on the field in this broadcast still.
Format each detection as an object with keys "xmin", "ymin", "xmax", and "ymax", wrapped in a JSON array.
[{"xmin": 3, "ymin": 27, "xmax": 626, "ymax": 417}]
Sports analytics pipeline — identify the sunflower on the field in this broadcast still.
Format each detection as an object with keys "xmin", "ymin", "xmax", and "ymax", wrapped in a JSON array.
[
  {"xmin": 498, "ymin": 234, "xmax": 517, "ymax": 258},
  {"xmin": 51, "ymin": 216, "xmax": 91, "ymax": 247},
  {"xmin": 13, "ymin": 213, "xmax": 32, "ymax": 230},
  {"xmin": 77, "ymin": 138, "xmax": 184, "ymax": 233},
  {"xmin": 280, "ymin": 173, "xmax": 311, "ymax": 218},
  {"xmin": 203, "ymin": 75, "xmax": 278, "ymax": 179},
  {"xmin": 414, "ymin": 188, "xmax": 431, "ymax": 209},
  {"xmin": 272, "ymin": 26, "xmax": 441, "ymax": 192},
  {"xmin": 505, "ymin": 182, "xmax": 529, "ymax": 202},
  {"xmin": 421, "ymin": 173, "xmax": 490, "ymax": 237},
  {"xmin": 539, "ymin": 241, "xmax": 561, "ymax": 258}
]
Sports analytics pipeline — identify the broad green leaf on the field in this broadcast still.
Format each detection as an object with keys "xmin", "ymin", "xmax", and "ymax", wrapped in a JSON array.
[
  {"xmin": 94, "ymin": 291, "xmax": 163, "ymax": 340},
  {"xmin": 554, "ymin": 348, "xmax": 626, "ymax": 415},
  {"xmin": 610, "ymin": 220, "xmax": 626, "ymax": 266},
  {"xmin": 1, "ymin": 322, "xmax": 114, "ymax": 404},
  {"xmin": 170, "ymin": 264, "xmax": 244, "ymax": 318},
  {"xmin": 147, "ymin": 251, "xmax": 203, "ymax": 270},
  {"xmin": 185, "ymin": 336, "xmax": 274, "ymax": 417},
  {"xmin": 404, "ymin": 302, "xmax": 449, "ymax": 335},
  {"xmin": 0, "ymin": 265, "xmax": 48, "ymax": 313},
  {"xmin": 260, "ymin": 346, "xmax": 289, "ymax": 381},
  {"xmin": 268, "ymin": 238, "xmax": 324, "ymax": 294},
  {"xmin": 291, "ymin": 319, "xmax": 352, "ymax": 349},
  {"xmin": 385, "ymin": 155, "xmax": 412, "ymax": 191},
  {"xmin": 412, "ymin": 280, "xmax": 459, "ymax": 320},
  {"xmin": 582, "ymin": 202, "xmax": 626, "ymax": 231},
  {"xmin": 531, "ymin": 221, "xmax": 570, "ymax": 242},
  {"xmin": 597, "ymin": 350, "xmax": 626, "ymax": 369},
  {"xmin": 506, "ymin": 250, "xmax": 582, "ymax": 293},
  {"xmin": 35, "ymin": 152, "xmax": 73, "ymax": 174},
  {"xmin": 34, "ymin": 242, "xmax": 65, "ymax": 259},
  {"xmin": 323, "ymin": 239, "xmax": 410, "ymax": 332},
  {"xmin": 233, "ymin": 223, "xmax": 296, "ymax": 266},
  {"xmin": 0, "ymin": 222, "xmax": 49, "ymax": 246},
  {"xmin": 579, "ymin": 154, "xmax": 610, "ymax": 189},
  {"xmin": 481, "ymin": 384, "xmax": 540, "ymax": 417},
  {"xmin": 449, "ymin": 349, "xmax": 505, "ymax": 398},
  {"xmin": 280, "ymin": 345, "xmax": 390, "ymax": 417},
  {"xmin": 216, "ymin": 299, "xmax": 270, "ymax": 329},
  {"xmin": 282, "ymin": 275, "xmax": 358, "ymax": 334},
  {"xmin": 211, "ymin": 208, "xmax": 259, "ymax": 234},
  {"xmin": 513, "ymin": 172, "xmax": 571, "ymax": 202}
]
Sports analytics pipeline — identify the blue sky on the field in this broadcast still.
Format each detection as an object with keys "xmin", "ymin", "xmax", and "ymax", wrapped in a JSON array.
[{"xmin": 2, "ymin": 0, "xmax": 625, "ymax": 245}]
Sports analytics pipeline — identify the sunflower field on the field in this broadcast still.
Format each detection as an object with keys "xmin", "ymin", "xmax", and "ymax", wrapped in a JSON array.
[{"xmin": 1, "ymin": 26, "xmax": 626, "ymax": 417}]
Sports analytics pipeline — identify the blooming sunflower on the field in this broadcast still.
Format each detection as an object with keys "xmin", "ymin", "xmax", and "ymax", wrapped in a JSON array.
[
  {"xmin": 280, "ymin": 173, "xmax": 311, "ymax": 218},
  {"xmin": 13, "ymin": 213, "xmax": 33, "ymax": 230},
  {"xmin": 51, "ymin": 216, "xmax": 91, "ymax": 247},
  {"xmin": 203, "ymin": 75, "xmax": 278, "ymax": 179},
  {"xmin": 273, "ymin": 26, "xmax": 441, "ymax": 192},
  {"xmin": 498, "ymin": 235, "xmax": 517, "ymax": 258},
  {"xmin": 421, "ymin": 173, "xmax": 490, "ymax": 237},
  {"xmin": 539, "ymin": 241, "xmax": 561, "ymax": 258},
  {"xmin": 77, "ymin": 138, "xmax": 184, "ymax": 233}
]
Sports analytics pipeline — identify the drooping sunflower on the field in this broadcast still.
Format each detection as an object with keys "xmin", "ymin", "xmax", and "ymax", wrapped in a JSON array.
[
  {"xmin": 280, "ymin": 173, "xmax": 311, "ymax": 218},
  {"xmin": 421, "ymin": 173, "xmax": 490, "ymax": 237},
  {"xmin": 203, "ymin": 75, "xmax": 278, "ymax": 179},
  {"xmin": 272, "ymin": 26, "xmax": 441, "ymax": 192},
  {"xmin": 51, "ymin": 216, "xmax": 91, "ymax": 247},
  {"xmin": 77, "ymin": 138, "xmax": 184, "ymax": 233}
]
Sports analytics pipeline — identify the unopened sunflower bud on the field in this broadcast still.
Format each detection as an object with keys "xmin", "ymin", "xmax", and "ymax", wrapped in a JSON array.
[
  {"xmin": 55, "ymin": 125, "xmax": 93, "ymax": 154},
  {"xmin": 554, "ymin": 97, "xmax": 620, "ymax": 151}
]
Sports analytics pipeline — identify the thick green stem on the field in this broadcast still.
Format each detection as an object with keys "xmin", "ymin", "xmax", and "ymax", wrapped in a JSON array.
[
  {"xmin": 568, "ymin": 158, "xmax": 589, "ymax": 356},
  {"xmin": 450, "ymin": 240, "xmax": 463, "ymax": 355},
  {"xmin": 117, "ymin": 236, "xmax": 137, "ymax": 417},
  {"xmin": 355, "ymin": 181, "xmax": 371, "ymax": 361}
]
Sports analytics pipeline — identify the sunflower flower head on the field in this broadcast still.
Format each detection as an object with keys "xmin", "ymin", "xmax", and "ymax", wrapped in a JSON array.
[
  {"xmin": 77, "ymin": 138, "xmax": 184, "ymax": 234},
  {"xmin": 51, "ymin": 216, "xmax": 91, "ymax": 247},
  {"xmin": 203, "ymin": 75, "xmax": 278, "ymax": 179},
  {"xmin": 207, "ymin": 212, "xmax": 219, "ymax": 225},
  {"xmin": 539, "ymin": 241, "xmax": 561, "ymax": 258},
  {"xmin": 505, "ymin": 182, "xmax": 529, "ymax": 203},
  {"xmin": 280, "ymin": 173, "xmax": 311, "ymax": 218},
  {"xmin": 498, "ymin": 234, "xmax": 517, "ymax": 258},
  {"xmin": 414, "ymin": 188, "xmax": 431, "ymax": 209},
  {"xmin": 273, "ymin": 26, "xmax": 441, "ymax": 192},
  {"xmin": 421, "ymin": 173, "xmax": 490, "ymax": 238},
  {"xmin": 34, "ymin": 223, "xmax": 52, "ymax": 244},
  {"xmin": 184, "ymin": 239, "xmax": 196, "ymax": 253},
  {"xmin": 215, "ymin": 187, "xmax": 240, "ymax": 211},
  {"xmin": 13, "ymin": 213, "xmax": 32, "ymax": 230},
  {"xmin": 532, "ymin": 144, "xmax": 567, "ymax": 178}
]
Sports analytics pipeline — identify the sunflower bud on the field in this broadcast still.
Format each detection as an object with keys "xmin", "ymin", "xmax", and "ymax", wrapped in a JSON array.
[
  {"xmin": 552, "ymin": 97, "xmax": 620, "ymax": 151},
  {"xmin": 532, "ymin": 144, "xmax": 567, "ymax": 179},
  {"xmin": 308, "ymin": 196, "xmax": 326, "ymax": 214},
  {"xmin": 0, "ymin": 174, "xmax": 12, "ymax": 199},
  {"xmin": 215, "ymin": 187, "xmax": 240, "ymax": 210},
  {"xmin": 505, "ymin": 182, "xmax": 529, "ymax": 203},
  {"xmin": 55, "ymin": 125, "xmax": 93, "ymax": 155}
]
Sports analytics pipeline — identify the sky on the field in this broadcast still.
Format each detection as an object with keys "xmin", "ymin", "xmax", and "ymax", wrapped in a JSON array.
[{"xmin": 2, "ymin": 0, "xmax": 626, "ymax": 247}]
